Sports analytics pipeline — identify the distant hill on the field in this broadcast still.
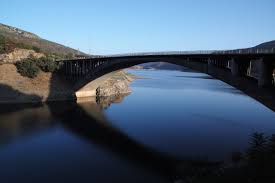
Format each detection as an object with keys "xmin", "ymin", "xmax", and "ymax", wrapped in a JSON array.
[
  {"xmin": 0, "ymin": 23, "xmax": 87, "ymax": 58},
  {"xmin": 231, "ymin": 40, "xmax": 275, "ymax": 53},
  {"xmin": 138, "ymin": 62, "xmax": 186, "ymax": 71},
  {"xmin": 253, "ymin": 40, "xmax": 275, "ymax": 49}
]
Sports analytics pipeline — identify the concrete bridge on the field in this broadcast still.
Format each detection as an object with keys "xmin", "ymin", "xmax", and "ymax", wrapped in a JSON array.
[{"xmin": 58, "ymin": 51, "xmax": 275, "ymax": 109}]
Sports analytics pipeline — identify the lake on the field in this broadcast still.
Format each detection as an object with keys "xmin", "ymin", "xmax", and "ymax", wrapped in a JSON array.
[{"xmin": 0, "ymin": 67, "xmax": 274, "ymax": 183}]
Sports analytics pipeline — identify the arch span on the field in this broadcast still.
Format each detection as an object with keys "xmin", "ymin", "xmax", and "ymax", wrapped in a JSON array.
[
  {"xmin": 59, "ymin": 55, "xmax": 275, "ymax": 111},
  {"xmin": 68, "ymin": 57, "xmax": 188, "ymax": 99}
]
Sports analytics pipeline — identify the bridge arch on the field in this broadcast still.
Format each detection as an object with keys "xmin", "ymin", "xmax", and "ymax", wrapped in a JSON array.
[
  {"xmin": 64, "ymin": 57, "xmax": 193, "ymax": 98},
  {"xmin": 59, "ymin": 54, "xmax": 275, "ymax": 110}
]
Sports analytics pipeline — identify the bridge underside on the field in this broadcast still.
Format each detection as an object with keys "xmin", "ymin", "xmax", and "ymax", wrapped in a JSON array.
[{"xmin": 59, "ymin": 55, "xmax": 275, "ymax": 110}]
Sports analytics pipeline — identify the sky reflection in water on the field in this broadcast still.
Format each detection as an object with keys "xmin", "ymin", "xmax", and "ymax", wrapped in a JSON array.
[{"xmin": 0, "ymin": 69, "xmax": 274, "ymax": 183}]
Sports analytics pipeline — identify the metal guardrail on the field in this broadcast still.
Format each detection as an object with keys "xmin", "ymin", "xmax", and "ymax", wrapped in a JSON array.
[
  {"xmin": 93, "ymin": 49, "xmax": 275, "ymax": 58},
  {"xmin": 214, "ymin": 48, "xmax": 275, "ymax": 54},
  {"xmin": 57, "ymin": 48, "xmax": 275, "ymax": 61}
]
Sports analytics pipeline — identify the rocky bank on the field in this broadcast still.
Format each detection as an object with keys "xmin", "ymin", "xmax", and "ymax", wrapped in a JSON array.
[
  {"xmin": 0, "ymin": 63, "xmax": 135, "ymax": 104},
  {"xmin": 0, "ymin": 48, "xmax": 44, "ymax": 64},
  {"xmin": 96, "ymin": 71, "xmax": 134, "ymax": 97}
]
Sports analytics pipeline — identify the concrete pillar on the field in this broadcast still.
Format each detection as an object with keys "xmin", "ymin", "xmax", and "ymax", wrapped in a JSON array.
[
  {"xmin": 77, "ymin": 63, "xmax": 79, "ymax": 77},
  {"xmin": 231, "ymin": 59, "xmax": 240, "ymax": 77},
  {"xmin": 82, "ymin": 61, "xmax": 84, "ymax": 75},
  {"xmin": 64, "ymin": 62, "xmax": 67, "ymax": 75},
  {"xmin": 70, "ymin": 62, "xmax": 73, "ymax": 76},
  {"xmin": 258, "ymin": 59, "xmax": 273, "ymax": 87},
  {"xmin": 207, "ymin": 58, "xmax": 212, "ymax": 66}
]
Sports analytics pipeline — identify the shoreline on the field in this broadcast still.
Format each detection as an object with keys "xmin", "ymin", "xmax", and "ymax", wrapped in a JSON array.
[{"xmin": 0, "ymin": 64, "xmax": 135, "ymax": 104}]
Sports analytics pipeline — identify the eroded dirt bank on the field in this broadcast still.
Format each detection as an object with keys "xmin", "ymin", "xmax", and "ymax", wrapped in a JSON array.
[{"xmin": 0, "ymin": 64, "xmax": 135, "ymax": 104}]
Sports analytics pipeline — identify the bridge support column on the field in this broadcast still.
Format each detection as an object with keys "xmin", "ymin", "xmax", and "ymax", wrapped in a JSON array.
[
  {"xmin": 231, "ymin": 59, "xmax": 240, "ymax": 77},
  {"xmin": 207, "ymin": 58, "xmax": 213, "ymax": 66},
  {"xmin": 231, "ymin": 58, "xmax": 250, "ymax": 77},
  {"xmin": 70, "ymin": 62, "xmax": 73, "ymax": 78},
  {"xmin": 258, "ymin": 58, "xmax": 273, "ymax": 87}
]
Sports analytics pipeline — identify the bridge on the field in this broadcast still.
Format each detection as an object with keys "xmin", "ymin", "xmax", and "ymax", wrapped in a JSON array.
[{"xmin": 57, "ymin": 51, "xmax": 275, "ymax": 109}]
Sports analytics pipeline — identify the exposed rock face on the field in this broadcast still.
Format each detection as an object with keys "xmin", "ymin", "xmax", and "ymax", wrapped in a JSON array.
[
  {"xmin": 0, "ymin": 48, "xmax": 44, "ymax": 63},
  {"xmin": 96, "ymin": 71, "xmax": 134, "ymax": 97}
]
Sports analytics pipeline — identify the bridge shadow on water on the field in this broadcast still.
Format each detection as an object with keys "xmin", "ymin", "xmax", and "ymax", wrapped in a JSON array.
[
  {"xmin": 0, "ymin": 100, "xmax": 275, "ymax": 182},
  {"xmin": 0, "ymin": 99, "xmax": 221, "ymax": 182}
]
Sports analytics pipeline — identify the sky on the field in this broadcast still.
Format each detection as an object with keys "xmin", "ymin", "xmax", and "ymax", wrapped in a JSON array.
[{"xmin": 1, "ymin": 0, "xmax": 275, "ymax": 55}]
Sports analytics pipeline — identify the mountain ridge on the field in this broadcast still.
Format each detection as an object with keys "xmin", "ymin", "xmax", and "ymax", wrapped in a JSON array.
[{"xmin": 0, "ymin": 23, "xmax": 87, "ymax": 58}]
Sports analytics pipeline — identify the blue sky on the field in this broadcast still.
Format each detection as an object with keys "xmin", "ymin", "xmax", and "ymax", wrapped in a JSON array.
[{"xmin": 1, "ymin": 0, "xmax": 275, "ymax": 54}]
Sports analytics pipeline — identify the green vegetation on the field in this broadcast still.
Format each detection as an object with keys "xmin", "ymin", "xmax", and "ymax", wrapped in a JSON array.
[
  {"xmin": 31, "ymin": 46, "xmax": 41, "ymax": 53},
  {"xmin": 0, "ymin": 34, "xmax": 42, "ymax": 54},
  {"xmin": 0, "ymin": 35, "xmax": 7, "ymax": 54},
  {"xmin": 15, "ymin": 58, "xmax": 40, "ymax": 78},
  {"xmin": 15, "ymin": 57, "xmax": 60, "ymax": 78},
  {"xmin": 37, "ymin": 57, "xmax": 59, "ymax": 72},
  {"xmin": 65, "ymin": 52, "xmax": 74, "ymax": 59}
]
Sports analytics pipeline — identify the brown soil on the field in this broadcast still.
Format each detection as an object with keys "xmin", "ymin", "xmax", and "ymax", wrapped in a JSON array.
[{"xmin": 0, "ymin": 64, "xmax": 74, "ymax": 103}]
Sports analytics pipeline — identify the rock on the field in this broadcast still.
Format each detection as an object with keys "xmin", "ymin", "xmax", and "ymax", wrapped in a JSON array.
[
  {"xmin": 96, "ymin": 71, "xmax": 134, "ymax": 97},
  {"xmin": 96, "ymin": 94, "xmax": 130, "ymax": 109},
  {"xmin": 0, "ymin": 48, "xmax": 44, "ymax": 63},
  {"xmin": 97, "ymin": 79, "xmax": 132, "ymax": 97}
]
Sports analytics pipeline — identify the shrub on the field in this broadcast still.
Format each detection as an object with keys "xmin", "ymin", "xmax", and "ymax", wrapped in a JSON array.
[
  {"xmin": 16, "ymin": 42, "xmax": 33, "ymax": 50},
  {"xmin": 15, "ymin": 58, "xmax": 40, "ymax": 78},
  {"xmin": 0, "ymin": 35, "xmax": 6, "ymax": 54},
  {"xmin": 65, "ymin": 53, "xmax": 74, "ymax": 59},
  {"xmin": 32, "ymin": 46, "xmax": 41, "ymax": 53},
  {"xmin": 37, "ymin": 57, "xmax": 59, "ymax": 72}
]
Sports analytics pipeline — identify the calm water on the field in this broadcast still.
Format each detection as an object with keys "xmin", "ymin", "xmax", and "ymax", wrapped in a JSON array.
[{"xmin": 0, "ymin": 68, "xmax": 274, "ymax": 183}]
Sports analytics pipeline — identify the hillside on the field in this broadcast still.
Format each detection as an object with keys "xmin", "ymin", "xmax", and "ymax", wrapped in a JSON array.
[
  {"xmin": 136, "ymin": 62, "xmax": 188, "ymax": 71},
  {"xmin": 253, "ymin": 40, "xmax": 275, "ymax": 49},
  {"xmin": 231, "ymin": 40, "xmax": 275, "ymax": 53},
  {"xmin": 0, "ymin": 23, "xmax": 87, "ymax": 58}
]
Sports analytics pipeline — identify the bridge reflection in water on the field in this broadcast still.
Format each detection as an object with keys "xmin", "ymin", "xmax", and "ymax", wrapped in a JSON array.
[
  {"xmin": 0, "ymin": 86, "xmax": 274, "ymax": 182},
  {"xmin": 0, "ymin": 101, "xmax": 222, "ymax": 182}
]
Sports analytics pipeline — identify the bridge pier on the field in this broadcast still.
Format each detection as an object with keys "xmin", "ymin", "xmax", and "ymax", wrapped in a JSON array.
[
  {"xmin": 207, "ymin": 58, "xmax": 213, "ymax": 66},
  {"xmin": 258, "ymin": 59, "xmax": 273, "ymax": 87},
  {"xmin": 231, "ymin": 58, "xmax": 250, "ymax": 77},
  {"xmin": 231, "ymin": 59, "xmax": 241, "ymax": 77}
]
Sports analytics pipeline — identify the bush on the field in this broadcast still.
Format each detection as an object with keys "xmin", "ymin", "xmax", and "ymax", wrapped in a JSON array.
[
  {"xmin": 37, "ymin": 57, "xmax": 59, "ymax": 72},
  {"xmin": 32, "ymin": 46, "xmax": 41, "ymax": 53},
  {"xmin": 15, "ymin": 58, "xmax": 40, "ymax": 78},
  {"xmin": 0, "ymin": 35, "xmax": 6, "ymax": 54},
  {"xmin": 15, "ymin": 56, "xmax": 59, "ymax": 78},
  {"xmin": 16, "ymin": 42, "xmax": 33, "ymax": 50}
]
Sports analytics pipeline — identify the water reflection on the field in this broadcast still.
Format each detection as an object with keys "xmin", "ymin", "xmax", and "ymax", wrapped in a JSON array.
[
  {"xmin": 0, "ymin": 104, "xmax": 54, "ymax": 144},
  {"xmin": 0, "ymin": 69, "xmax": 274, "ymax": 183},
  {"xmin": 0, "ymin": 101, "xmax": 274, "ymax": 183},
  {"xmin": 96, "ymin": 93, "xmax": 130, "ymax": 110},
  {"xmin": 174, "ymin": 75, "xmax": 214, "ymax": 79},
  {"xmin": 0, "ymin": 101, "xmax": 222, "ymax": 182},
  {"xmin": 103, "ymin": 69, "xmax": 275, "ymax": 161}
]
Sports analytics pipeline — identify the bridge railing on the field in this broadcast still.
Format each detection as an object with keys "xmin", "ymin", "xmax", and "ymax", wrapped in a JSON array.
[
  {"xmin": 92, "ymin": 51, "xmax": 217, "ymax": 58},
  {"xmin": 56, "ymin": 48, "xmax": 275, "ymax": 61},
  {"xmin": 214, "ymin": 48, "xmax": 275, "ymax": 54},
  {"xmin": 95, "ymin": 49, "xmax": 275, "ymax": 58}
]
